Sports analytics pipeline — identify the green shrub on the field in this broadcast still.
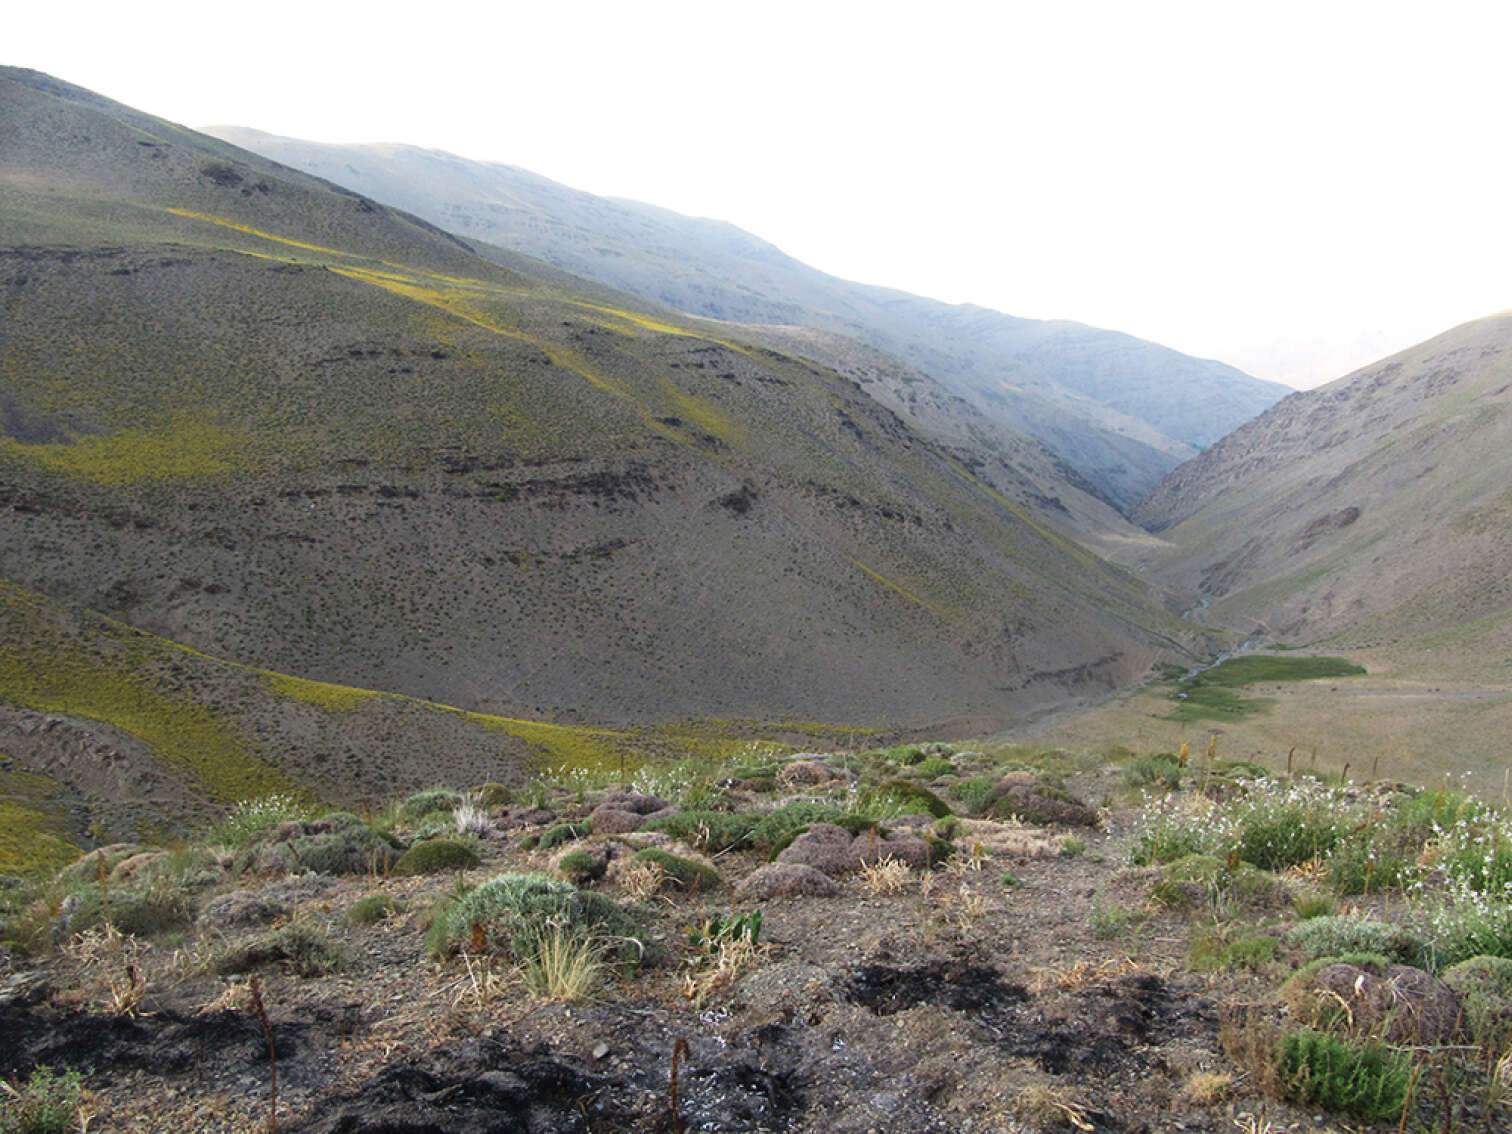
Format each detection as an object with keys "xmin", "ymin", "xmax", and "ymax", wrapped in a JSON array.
[
  {"xmin": 215, "ymin": 922, "xmax": 348, "ymax": 977},
  {"xmin": 0, "ymin": 1065, "xmax": 86, "ymax": 1134},
  {"xmin": 1325, "ymin": 836, "xmax": 1416, "ymax": 895},
  {"xmin": 288, "ymin": 816, "xmax": 398, "ymax": 875},
  {"xmin": 401, "ymin": 788, "xmax": 463, "ymax": 821},
  {"xmin": 1129, "ymin": 824, "xmax": 1206, "ymax": 866},
  {"xmin": 475, "ymin": 782, "xmax": 514, "ymax": 808},
  {"xmin": 1441, "ymin": 954, "xmax": 1512, "ymax": 1048},
  {"xmin": 859, "ymin": 780, "xmax": 952, "ymax": 820},
  {"xmin": 1287, "ymin": 916, "xmax": 1430, "ymax": 968},
  {"xmin": 747, "ymin": 802, "xmax": 884, "ymax": 858},
  {"xmin": 1088, "ymin": 891, "xmax": 1129, "ymax": 939},
  {"xmin": 1122, "ymin": 755, "xmax": 1183, "ymax": 790},
  {"xmin": 1231, "ymin": 793, "xmax": 1348, "ymax": 871},
  {"xmin": 393, "ymin": 838, "xmax": 481, "ymax": 876},
  {"xmin": 426, "ymin": 872, "xmax": 649, "ymax": 965},
  {"xmin": 687, "ymin": 909, "xmax": 762, "ymax": 950},
  {"xmin": 205, "ymin": 794, "xmax": 310, "ymax": 848},
  {"xmin": 912, "ymin": 757, "xmax": 954, "ymax": 779},
  {"xmin": 1423, "ymin": 890, "xmax": 1512, "ymax": 967},
  {"xmin": 642, "ymin": 811, "xmax": 757, "ymax": 853},
  {"xmin": 537, "ymin": 822, "xmax": 591, "ymax": 850},
  {"xmin": 949, "ymin": 776, "xmax": 997, "ymax": 815},
  {"xmin": 554, "ymin": 849, "xmax": 602, "ymax": 885},
  {"xmin": 347, "ymin": 894, "xmax": 403, "ymax": 926},
  {"xmin": 1059, "ymin": 837, "xmax": 1085, "ymax": 858},
  {"xmin": 631, "ymin": 848, "xmax": 720, "ymax": 893},
  {"xmin": 1277, "ymin": 1030, "xmax": 1411, "ymax": 1121}
]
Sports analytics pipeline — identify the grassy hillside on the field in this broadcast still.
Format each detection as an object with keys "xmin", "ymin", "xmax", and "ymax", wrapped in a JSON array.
[
  {"xmin": 206, "ymin": 128, "xmax": 1292, "ymax": 511},
  {"xmin": 0, "ymin": 68, "xmax": 1201, "ymax": 839}
]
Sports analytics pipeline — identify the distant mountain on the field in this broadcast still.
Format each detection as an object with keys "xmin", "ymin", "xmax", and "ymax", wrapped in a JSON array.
[
  {"xmin": 205, "ymin": 129, "xmax": 1291, "ymax": 512},
  {"xmin": 0, "ymin": 68, "xmax": 1197, "ymax": 825},
  {"xmin": 1133, "ymin": 313, "xmax": 1512, "ymax": 650}
]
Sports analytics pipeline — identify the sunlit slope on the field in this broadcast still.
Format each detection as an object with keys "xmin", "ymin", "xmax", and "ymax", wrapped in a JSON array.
[
  {"xmin": 1, "ymin": 68, "xmax": 1192, "ymax": 745},
  {"xmin": 1133, "ymin": 313, "xmax": 1512, "ymax": 651},
  {"xmin": 205, "ymin": 128, "xmax": 1291, "ymax": 511}
]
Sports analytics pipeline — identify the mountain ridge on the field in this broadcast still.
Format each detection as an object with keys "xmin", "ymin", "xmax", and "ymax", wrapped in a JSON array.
[
  {"xmin": 1131, "ymin": 311, "xmax": 1512, "ymax": 655},
  {"xmin": 205, "ymin": 127, "xmax": 1292, "ymax": 511}
]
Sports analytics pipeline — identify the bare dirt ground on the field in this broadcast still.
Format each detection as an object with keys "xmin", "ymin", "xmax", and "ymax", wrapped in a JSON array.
[{"xmin": 0, "ymin": 769, "xmax": 1379, "ymax": 1133}]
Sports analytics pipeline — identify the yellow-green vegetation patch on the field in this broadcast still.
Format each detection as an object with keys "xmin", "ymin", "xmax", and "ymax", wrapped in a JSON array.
[
  {"xmin": 262, "ymin": 672, "xmax": 382, "ymax": 712},
  {"xmin": 0, "ymin": 585, "xmax": 302, "ymax": 805},
  {"xmin": 852, "ymin": 559, "xmax": 960, "ymax": 624},
  {"xmin": 165, "ymin": 208, "xmax": 355, "ymax": 258},
  {"xmin": 1164, "ymin": 655, "xmax": 1365, "ymax": 723},
  {"xmin": 0, "ymin": 765, "xmax": 81, "ymax": 876},
  {"xmin": 571, "ymin": 301, "xmax": 699, "ymax": 338},
  {"xmin": 0, "ymin": 413, "xmax": 248, "ymax": 486},
  {"xmin": 461, "ymin": 710, "xmax": 631, "ymax": 774},
  {"xmin": 664, "ymin": 386, "xmax": 745, "ymax": 446}
]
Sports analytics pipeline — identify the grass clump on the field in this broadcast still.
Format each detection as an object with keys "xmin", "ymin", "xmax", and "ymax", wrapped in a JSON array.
[
  {"xmin": 1276, "ymin": 1029, "xmax": 1411, "ymax": 1121},
  {"xmin": 1190, "ymin": 930, "xmax": 1279, "ymax": 972},
  {"xmin": 1287, "ymin": 916, "xmax": 1430, "ymax": 969},
  {"xmin": 400, "ymin": 787, "xmax": 463, "ymax": 821},
  {"xmin": 1122, "ymin": 754, "xmax": 1183, "ymax": 790},
  {"xmin": 631, "ymin": 848, "xmax": 720, "ymax": 893},
  {"xmin": 426, "ymin": 872, "xmax": 649, "ymax": 966},
  {"xmin": 347, "ymin": 893, "xmax": 403, "ymax": 926},
  {"xmin": 214, "ymin": 921, "xmax": 348, "ymax": 977},
  {"xmin": 948, "ymin": 775, "xmax": 996, "ymax": 814},
  {"xmin": 537, "ymin": 821, "xmax": 591, "ymax": 851},
  {"xmin": 232, "ymin": 813, "xmax": 398, "ymax": 876},
  {"xmin": 520, "ymin": 927, "xmax": 606, "ymax": 1001},
  {"xmin": 858, "ymin": 779, "xmax": 952, "ymax": 820},
  {"xmin": 393, "ymin": 838, "xmax": 480, "ymax": 876},
  {"xmin": 1441, "ymin": 954, "xmax": 1512, "ymax": 1049},
  {"xmin": 912, "ymin": 756, "xmax": 954, "ymax": 779},
  {"xmin": 0, "ymin": 1065, "xmax": 88, "ymax": 1134},
  {"xmin": 642, "ymin": 811, "xmax": 757, "ymax": 853}
]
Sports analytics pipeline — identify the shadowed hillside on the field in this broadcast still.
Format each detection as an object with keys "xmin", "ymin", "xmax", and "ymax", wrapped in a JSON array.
[
  {"xmin": 205, "ymin": 128, "xmax": 1292, "ymax": 511},
  {"xmin": 1132, "ymin": 313, "xmax": 1512, "ymax": 660}
]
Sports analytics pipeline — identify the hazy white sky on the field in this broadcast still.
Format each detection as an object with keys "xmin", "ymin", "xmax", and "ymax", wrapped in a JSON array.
[{"xmin": 10, "ymin": 1, "xmax": 1512, "ymax": 388}]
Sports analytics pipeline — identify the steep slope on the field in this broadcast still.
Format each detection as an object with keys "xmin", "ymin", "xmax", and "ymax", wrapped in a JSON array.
[
  {"xmin": 204, "ymin": 129, "xmax": 1291, "ymax": 510},
  {"xmin": 0, "ymin": 68, "xmax": 1196, "ymax": 828},
  {"xmin": 1132, "ymin": 313, "xmax": 1512, "ymax": 654}
]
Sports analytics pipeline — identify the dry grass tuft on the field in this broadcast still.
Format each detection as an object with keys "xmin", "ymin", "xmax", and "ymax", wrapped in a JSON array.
[
  {"xmin": 616, "ymin": 858, "xmax": 666, "ymax": 902},
  {"xmin": 683, "ymin": 936, "xmax": 770, "ymax": 1005},
  {"xmin": 1178, "ymin": 1069, "xmax": 1235, "ymax": 1106},
  {"xmin": 1013, "ymin": 1082, "xmax": 1095, "ymax": 1130},
  {"xmin": 520, "ymin": 929, "xmax": 604, "ymax": 1002},
  {"xmin": 860, "ymin": 855, "xmax": 912, "ymax": 895},
  {"xmin": 1028, "ymin": 957, "xmax": 1139, "ymax": 994}
]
